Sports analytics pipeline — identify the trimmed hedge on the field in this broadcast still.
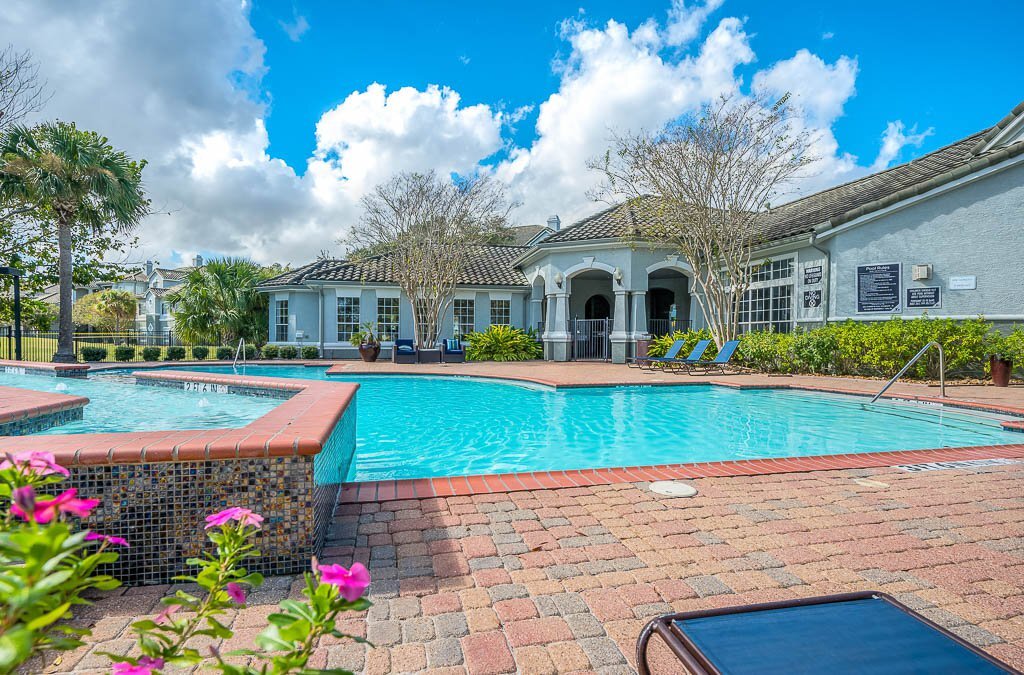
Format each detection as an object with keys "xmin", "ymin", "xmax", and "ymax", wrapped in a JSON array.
[
  {"xmin": 113, "ymin": 345, "xmax": 135, "ymax": 362},
  {"xmin": 165, "ymin": 346, "xmax": 186, "ymax": 361},
  {"xmin": 191, "ymin": 346, "xmax": 209, "ymax": 360},
  {"xmin": 215, "ymin": 346, "xmax": 233, "ymax": 361},
  {"xmin": 141, "ymin": 346, "xmax": 161, "ymax": 362},
  {"xmin": 80, "ymin": 346, "xmax": 107, "ymax": 362},
  {"xmin": 261, "ymin": 344, "xmax": 279, "ymax": 359},
  {"xmin": 301, "ymin": 345, "xmax": 319, "ymax": 359},
  {"xmin": 279, "ymin": 345, "xmax": 297, "ymax": 359},
  {"xmin": 648, "ymin": 318, "xmax": 1024, "ymax": 380}
]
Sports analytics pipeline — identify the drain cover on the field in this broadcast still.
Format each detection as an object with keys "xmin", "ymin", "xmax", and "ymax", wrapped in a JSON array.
[{"xmin": 649, "ymin": 481, "xmax": 697, "ymax": 497}]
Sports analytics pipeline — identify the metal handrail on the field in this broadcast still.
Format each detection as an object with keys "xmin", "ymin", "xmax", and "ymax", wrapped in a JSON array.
[
  {"xmin": 871, "ymin": 341, "xmax": 945, "ymax": 403},
  {"xmin": 232, "ymin": 338, "xmax": 246, "ymax": 369}
]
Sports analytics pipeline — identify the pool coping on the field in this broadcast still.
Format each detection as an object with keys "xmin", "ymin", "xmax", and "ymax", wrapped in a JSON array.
[{"xmin": 0, "ymin": 370, "xmax": 358, "ymax": 467}]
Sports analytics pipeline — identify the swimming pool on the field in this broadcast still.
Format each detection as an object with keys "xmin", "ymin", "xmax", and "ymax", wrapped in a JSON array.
[
  {"xmin": 0, "ymin": 371, "xmax": 280, "ymax": 434},
  {"xmin": 179, "ymin": 365, "xmax": 1023, "ymax": 482}
]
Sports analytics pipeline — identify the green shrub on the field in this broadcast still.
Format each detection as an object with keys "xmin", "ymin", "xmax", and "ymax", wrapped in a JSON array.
[
  {"xmin": 215, "ymin": 346, "xmax": 233, "ymax": 360},
  {"xmin": 141, "ymin": 346, "xmax": 161, "ymax": 361},
  {"xmin": 243, "ymin": 344, "xmax": 258, "ymax": 360},
  {"xmin": 301, "ymin": 345, "xmax": 319, "ymax": 359},
  {"xmin": 261, "ymin": 344, "xmax": 279, "ymax": 359},
  {"xmin": 466, "ymin": 325, "xmax": 542, "ymax": 362},
  {"xmin": 80, "ymin": 346, "xmax": 107, "ymax": 362},
  {"xmin": 191, "ymin": 345, "xmax": 209, "ymax": 360},
  {"xmin": 165, "ymin": 346, "xmax": 186, "ymax": 361},
  {"xmin": 279, "ymin": 345, "xmax": 298, "ymax": 359},
  {"xmin": 647, "ymin": 328, "xmax": 714, "ymax": 358},
  {"xmin": 113, "ymin": 345, "xmax": 136, "ymax": 362}
]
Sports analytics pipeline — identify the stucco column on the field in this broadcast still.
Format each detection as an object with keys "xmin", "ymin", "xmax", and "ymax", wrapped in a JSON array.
[
  {"xmin": 610, "ymin": 290, "xmax": 629, "ymax": 364},
  {"xmin": 629, "ymin": 290, "xmax": 648, "ymax": 340},
  {"xmin": 546, "ymin": 292, "xmax": 571, "ymax": 362}
]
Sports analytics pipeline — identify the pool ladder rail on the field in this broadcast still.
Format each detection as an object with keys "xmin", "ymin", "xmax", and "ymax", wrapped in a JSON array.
[
  {"xmin": 232, "ymin": 338, "xmax": 246, "ymax": 369},
  {"xmin": 871, "ymin": 341, "xmax": 945, "ymax": 403}
]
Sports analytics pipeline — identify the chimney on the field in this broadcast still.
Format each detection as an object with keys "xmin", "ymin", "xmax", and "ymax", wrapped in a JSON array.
[
  {"xmin": 192, "ymin": 254, "xmax": 204, "ymax": 267},
  {"xmin": 145, "ymin": 260, "xmax": 153, "ymax": 276},
  {"xmin": 547, "ymin": 215, "xmax": 561, "ymax": 231}
]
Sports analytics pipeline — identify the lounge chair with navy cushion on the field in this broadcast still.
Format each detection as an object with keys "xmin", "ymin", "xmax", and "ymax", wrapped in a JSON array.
[
  {"xmin": 637, "ymin": 591, "xmax": 1018, "ymax": 675},
  {"xmin": 392, "ymin": 338, "xmax": 418, "ymax": 364},
  {"xmin": 441, "ymin": 338, "xmax": 465, "ymax": 363},
  {"xmin": 682, "ymin": 339, "xmax": 740, "ymax": 375}
]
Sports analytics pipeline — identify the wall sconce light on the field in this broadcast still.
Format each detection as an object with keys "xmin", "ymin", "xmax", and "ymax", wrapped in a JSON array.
[
  {"xmin": 613, "ymin": 267, "xmax": 623, "ymax": 284},
  {"xmin": 554, "ymin": 272, "xmax": 564, "ymax": 288}
]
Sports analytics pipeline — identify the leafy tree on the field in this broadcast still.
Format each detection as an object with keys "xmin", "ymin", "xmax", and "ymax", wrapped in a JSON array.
[
  {"xmin": 94, "ymin": 288, "xmax": 136, "ymax": 333},
  {"xmin": 0, "ymin": 122, "xmax": 148, "ymax": 361},
  {"xmin": 0, "ymin": 296, "xmax": 55, "ymax": 330},
  {"xmin": 166, "ymin": 258, "xmax": 274, "ymax": 346},
  {"xmin": 347, "ymin": 170, "xmax": 515, "ymax": 348}
]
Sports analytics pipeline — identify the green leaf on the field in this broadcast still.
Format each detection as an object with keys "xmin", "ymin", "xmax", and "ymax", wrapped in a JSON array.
[
  {"xmin": 25, "ymin": 601, "xmax": 71, "ymax": 631},
  {"xmin": 0, "ymin": 627, "xmax": 33, "ymax": 673}
]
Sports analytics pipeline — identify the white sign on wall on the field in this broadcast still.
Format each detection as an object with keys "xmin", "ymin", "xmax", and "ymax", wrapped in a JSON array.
[{"xmin": 948, "ymin": 275, "xmax": 977, "ymax": 290}]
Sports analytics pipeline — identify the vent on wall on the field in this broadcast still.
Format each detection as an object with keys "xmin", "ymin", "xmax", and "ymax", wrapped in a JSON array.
[{"xmin": 912, "ymin": 264, "xmax": 932, "ymax": 281}]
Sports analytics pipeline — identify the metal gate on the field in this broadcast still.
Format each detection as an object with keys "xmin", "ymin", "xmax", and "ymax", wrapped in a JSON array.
[{"xmin": 571, "ymin": 318, "xmax": 610, "ymax": 361}]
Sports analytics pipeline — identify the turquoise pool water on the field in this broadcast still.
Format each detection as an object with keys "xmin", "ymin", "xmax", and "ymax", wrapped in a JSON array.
[
  {"xmin": 0, "ymin": 371, "xmax": 279, "ymax": 435},
  {"xmin": 179, "ymin": 365, "xmax": 1023, "ymax": 482}
]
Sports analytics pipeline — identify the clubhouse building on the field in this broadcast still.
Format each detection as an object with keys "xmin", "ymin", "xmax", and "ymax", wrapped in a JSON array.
[{"xmin": 259, "ymin": 101, "xmax": 1024, "ymax": 363}]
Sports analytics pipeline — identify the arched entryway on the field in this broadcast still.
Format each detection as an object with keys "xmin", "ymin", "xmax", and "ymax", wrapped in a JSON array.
[
  {"xmin": 647, "ymin": 266, "xmax": 691, "ymax": 336},
  {"xmin": 584, "ymin": 294, "xmax": 610, "ymax": 320},
  {"xmin": 568, "ymin": 269, "xmax": 613, "ymax": 360}
]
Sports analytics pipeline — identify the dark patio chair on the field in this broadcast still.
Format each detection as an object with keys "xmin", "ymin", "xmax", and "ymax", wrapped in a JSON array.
[
  {"xmin": 441, "ymin": 338, "xmax": 465, "ymax": 363},
  {"xmin": 681, "ymin": 339, "xmax": 740, "ymax": 375},
  {"xmin": 391, "ymin": 338, "xmax": 418, "ymax": 364},
  {"xmin": 637, "ymin": 591, "xmax": 1018, "ymax": 675}
]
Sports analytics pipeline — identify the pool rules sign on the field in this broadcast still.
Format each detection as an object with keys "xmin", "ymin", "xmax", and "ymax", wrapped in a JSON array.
[{"xmin": 857, "ymin": 263, "xmax": 901, "ymax": 313}]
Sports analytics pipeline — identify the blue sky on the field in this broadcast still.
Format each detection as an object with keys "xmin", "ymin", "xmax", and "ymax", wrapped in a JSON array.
[
  {"xmin": 251, "ymin": 0, "xmax": 1023, "ymax": 176},
  {"xmin": 7, "ymin": 0, "xmax": 1021, "ymax": 265}
]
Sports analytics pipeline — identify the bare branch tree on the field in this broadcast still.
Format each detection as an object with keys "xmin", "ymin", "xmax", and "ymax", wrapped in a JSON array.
[
  {"xmin": 347, "ymin": 170, "xmax": 516, "ymax": 348},
  {"xmin": 0, "ymin": 45, "xmax": 49, "ymax": 130},
  {"xmin": 590, "ymin": 93, "xmax": 815, "ymax": 346}
]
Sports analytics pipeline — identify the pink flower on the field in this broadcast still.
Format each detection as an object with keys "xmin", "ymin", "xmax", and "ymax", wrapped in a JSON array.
[
  {"xmin": 317, "ymin": 562, "xmax": 371, "ymax": 602},
  {"xmin": 153, "ymin": 606, "xmax": 178, "ymax": 626},
  {"xmin": 10, "ymin": 488, "xmax": 98, "ymax": 523},
  {"xmin": 85, "ymin": 531, "xmax": 130, "ymax": 547},
  {"xmin": 204, "ymin": 506, "xmax": 264, "ymax": 530},
  {"xmin": 111, "ymin": 657, "xmax": 163, "ymax": 675},
  {"xmin": 10, "ymin": 485, "xmax": 35, "ymax": 519},
  {"xmin": 0, "ymin": 450, "xmax": 70, "ymax": 477},
  {"xmin": 226, "ymin": 582, "xmax": 246, "ymax": 605}
]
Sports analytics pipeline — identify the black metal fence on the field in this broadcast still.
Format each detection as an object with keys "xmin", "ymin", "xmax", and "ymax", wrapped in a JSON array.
[
  {"xmin": 647, "ymin": 319, "xmax": 692, "ymax": 337},
  {"xmin": 0, "ymin": 327, "xmax": 216, "ymax": 363}
]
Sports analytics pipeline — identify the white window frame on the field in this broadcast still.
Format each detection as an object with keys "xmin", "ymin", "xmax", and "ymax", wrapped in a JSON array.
[
  {"xmin": 489, "ymin": 298, "xmax": 511, "ymax": 327},
  {"xmin": 738, "ymin": 256, "xmax": 795, "ymax": 333},
  {"xmin": 376, "ymin": 296, "xmax": 400, "ymax": 342},
  {"xmin": 275, "ymin": 299, "xmax": 289, "ymax": 342},
  {"xmin": 336, "ymin": 296, "xmax": 360, "ymax": 343},
  {"xmin": 453, "ymin": 298, "xmax": 475, "ymax": 337}
]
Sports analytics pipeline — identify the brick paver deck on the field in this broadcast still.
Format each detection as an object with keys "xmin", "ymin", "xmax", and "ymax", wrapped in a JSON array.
[{"xmin": 45, "ymin": 463, "xmax": 1024, "ymax": 674}]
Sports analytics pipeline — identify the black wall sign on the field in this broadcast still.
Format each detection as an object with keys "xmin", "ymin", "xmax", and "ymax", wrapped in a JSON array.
[
  {"xmin": 906, "ymin": 286, "xmax": 941, "ymax": 309},
  {"xmin": 857, "ymin": 263, "xmax": 901, "ymax": 313},
  {"xmin": 803, "ymin": 265, "xmax": 822, "ymax": 285},
  {"xmin": 803, "ymin": 290, "xmax": 821, "ymax": 309}
]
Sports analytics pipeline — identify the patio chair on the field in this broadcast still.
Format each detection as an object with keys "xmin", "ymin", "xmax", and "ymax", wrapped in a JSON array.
[
  {"xmin": 441, "ymin": 338, "xmax": 465, "ymax": 363},
  {"xmin": 637, "ymin": 591, "xmax": 1018, "ymax": 675},
  {"xmin": 629, "ymin": 339, "xmax": 689, "ymax": 370},
  {"xmin": 682, "ymin": 339, "xmax": 740, "ymax": 375},
  {"xmin": 391, "ymin": 338, "xmax": 418, "ymax": 364}
]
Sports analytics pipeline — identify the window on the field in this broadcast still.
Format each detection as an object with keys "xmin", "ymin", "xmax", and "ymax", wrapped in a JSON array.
[
  {"xmin": 336, "ymin": 296, "xmax": 360, "ymax": 342},
  {"xmin": 377, "ymin": 297, "xmax": 399, "ymax": 341},
  {"xmin": 454, "ymin": 299, "xmax": 475, "ymax": 337},
  {"xmin": 739, "ymin": 258, "xmax": 794, "ymax": 333},
  {"xmin": 490, "ymin": 299, "xmax": 511, "ymax": 326},
  {"xmin": 275, "ymin": 300, "xmax": 289, "ymax": 342}
]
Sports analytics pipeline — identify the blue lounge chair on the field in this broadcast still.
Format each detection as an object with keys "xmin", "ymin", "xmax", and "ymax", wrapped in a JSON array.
[
  {"xmin": 391, "ymin": 338, "xmax": 417, "ymax": 364},
  {"xmin": 628, "ymin": 339, "xmax": 683, "ymax": 369},
  {"xmin": 682, "ymin": 339, "xmax": 740, "ymax": 375},
  {"xmin": 441, "ymin": 338, "xmax": 465, "ymax": 363},
  {"xmin": 637, "ymin": 591, "xmax": 1017, "ymax": 675}
]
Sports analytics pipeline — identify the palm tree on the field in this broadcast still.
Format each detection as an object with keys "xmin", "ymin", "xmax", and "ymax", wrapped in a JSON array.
[
  {"xmin": 0, "ymin": 122, "xmax": 147, "ymax": 361},
  {"xmin": 95, "ymin": 289, "xmax": 137, "ymax": 333},
  {"xmin": 166, "ymin": 258, "xmax": 271, "ymax": 347}
]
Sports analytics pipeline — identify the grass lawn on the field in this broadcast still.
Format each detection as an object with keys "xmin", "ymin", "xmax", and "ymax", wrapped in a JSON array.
[{"xmin": 0, "ymin": 335, "xmax": 223, "ymax": 363}]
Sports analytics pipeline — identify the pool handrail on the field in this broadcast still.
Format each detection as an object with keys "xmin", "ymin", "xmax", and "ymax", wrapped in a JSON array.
[
  {"xmin": 233, "ymin": 337, "xmax": 246, "ymax": 369},
  {"xmin": 871, "ymin": 341, "xmax": 945, "ymax": 403}
]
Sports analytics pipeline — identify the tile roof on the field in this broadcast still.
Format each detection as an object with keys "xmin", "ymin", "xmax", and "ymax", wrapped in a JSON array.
[
  {"xmin": 260, "ymin": 245, "xmax": 531, "ymax": 289},
  {"xmin": 154, "ymin": 267, "xmax": 193, "ymax": 281},
  {"xmin": 508, "ymin": 224, "xmax": 554, "ymax": 246}
]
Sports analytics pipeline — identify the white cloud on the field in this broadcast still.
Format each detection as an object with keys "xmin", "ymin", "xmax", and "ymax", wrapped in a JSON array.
[
  {"xmin": 458, "ymin": 54, "xmax": 471, "ymax": 65},
  {"xmin": 870, "ymin": 120, "xmax": 933, "ymax": 170},
  {"xmin": 822, "ymin": 31, "xmax": 834, "ymax": 40},
  {"xmin": 1, "ymin": 0, "xmax": 933, "ymax": 265},
  {"xmin": 279, "ymin": 12, "xmax": 310, "ymax": 42}
]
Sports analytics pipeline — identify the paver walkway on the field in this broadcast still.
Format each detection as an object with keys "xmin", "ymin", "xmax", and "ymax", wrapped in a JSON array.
[{"xmin": 45, "ymin": 463, "xmax": 1024, "ymax": 674}]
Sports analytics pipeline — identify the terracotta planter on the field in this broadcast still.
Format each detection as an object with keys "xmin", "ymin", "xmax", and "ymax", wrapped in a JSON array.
[
  {"xmin": 358, "ymin": 343, "xmax": 381, "ymax": 362},
  {"xmin": 990, "ymin": 356, "xmax": 1012, "ymax": 387}
]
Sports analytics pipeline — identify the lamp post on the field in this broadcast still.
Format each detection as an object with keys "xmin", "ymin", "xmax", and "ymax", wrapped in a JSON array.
[{"xmin": 0, "ymin": 266, "xmax": 23, "ymax": 360}]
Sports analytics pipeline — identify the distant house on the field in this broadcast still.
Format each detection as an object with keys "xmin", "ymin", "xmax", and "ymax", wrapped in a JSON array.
[{"xmin": 261, "ymin": 100, "xmax": 1024, "ymax": 363}]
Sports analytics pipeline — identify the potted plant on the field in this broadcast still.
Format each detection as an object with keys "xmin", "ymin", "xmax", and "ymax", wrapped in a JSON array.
[
  {"xmin": 985, "ymin": 331, "xmax": 1013, "ymax": 387},
  {"xmin": 350, "ymin": 322, "xmax": 381, "ymax": 362}
]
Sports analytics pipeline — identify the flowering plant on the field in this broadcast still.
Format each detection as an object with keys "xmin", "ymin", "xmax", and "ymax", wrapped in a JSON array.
[
  {"xmin": 115, "ymin": 507, "xmax": 372, "ymax": 675},
  {"xmin": 0, "ymin": 451, "xmax": 123, "ymax": 673}
]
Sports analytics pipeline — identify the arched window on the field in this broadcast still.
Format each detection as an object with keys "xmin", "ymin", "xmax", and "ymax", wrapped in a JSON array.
[{"xmin": 584, "ymin": 294, "xmax": 611, "ymax": 320}]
